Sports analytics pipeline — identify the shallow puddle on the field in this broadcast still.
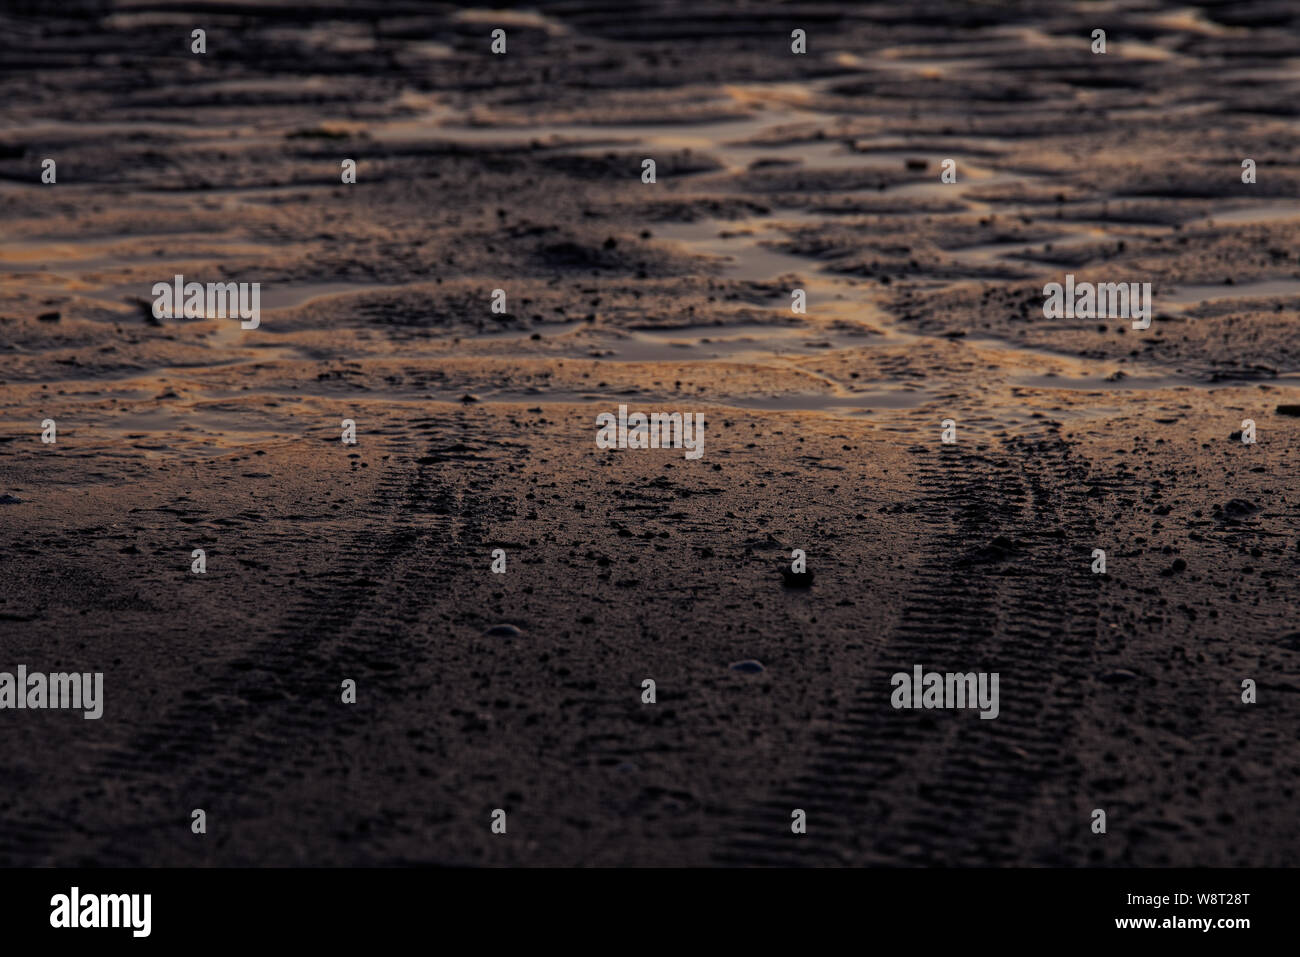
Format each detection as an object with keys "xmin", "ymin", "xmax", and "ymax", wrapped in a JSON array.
[{"xmin": 1165, "ymin": 278, "xmax": 1300, "ymax": 305}]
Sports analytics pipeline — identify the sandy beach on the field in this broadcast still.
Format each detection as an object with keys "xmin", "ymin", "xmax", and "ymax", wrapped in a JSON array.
[{"xmin": 1, "ymin": 1, "xmax": 1299, "ymax": 866}]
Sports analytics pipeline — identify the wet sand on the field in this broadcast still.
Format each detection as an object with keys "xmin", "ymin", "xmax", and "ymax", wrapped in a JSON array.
[{"xmin": 1, "ymin": 2, "xmax": 1299, "ymax": 866}]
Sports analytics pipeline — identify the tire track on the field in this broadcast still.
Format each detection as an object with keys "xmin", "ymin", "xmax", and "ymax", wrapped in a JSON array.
[
  {"xmin": 715, "ymin": 425, "xmax": 1108, "ymax": 865},
  {"xmin": 9, "ymin": 415, "xmax": 503, "ymax": 865}
]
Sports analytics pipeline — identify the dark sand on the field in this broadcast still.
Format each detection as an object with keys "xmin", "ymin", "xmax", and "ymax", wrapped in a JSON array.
[{"xmin": 1, "ymin": 1, "xmax": 1299, "ymax": 866}]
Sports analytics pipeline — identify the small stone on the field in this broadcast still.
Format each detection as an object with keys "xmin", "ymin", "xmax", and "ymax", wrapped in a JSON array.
[
  {"xmin": 0, "ymin": 494, "xmax": 23, "ymax": 504},
  {"xmin": 729, "ymin": 659, "xmax": 765, "ymax": 674},
  {"xmin": 959, "ymin": 535, "xmax": 1021, "ymax": 565},
  {"xmin": 485, "ymin": 623, "xmax": 521, "ymax": 638},
  {"xmin": 1219, "ymin": 499, "xmax": 1259, "ymax": 519}
]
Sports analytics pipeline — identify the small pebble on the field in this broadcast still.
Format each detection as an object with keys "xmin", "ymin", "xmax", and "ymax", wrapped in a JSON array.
[{"xmin": 1219, "ymin": 499, "xmax": 1259, "ymax": 519}]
